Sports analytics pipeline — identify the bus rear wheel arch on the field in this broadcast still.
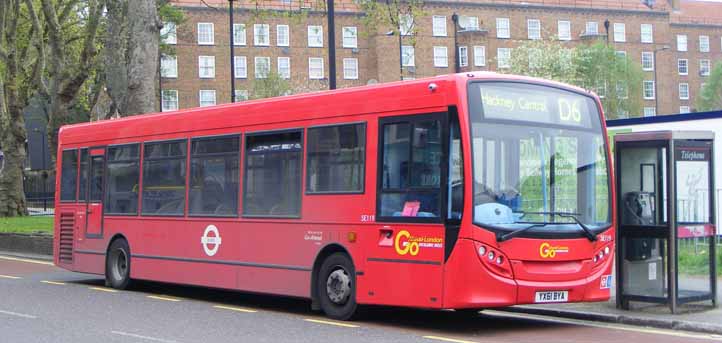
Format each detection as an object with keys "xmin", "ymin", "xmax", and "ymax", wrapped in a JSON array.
[
  {"xmin": 105, "ymin": 237, "xmax": 132, "ymax": 290},
  {"xmin": 316, "ymin": 252, "xmax": 358, "ymax": 320}
]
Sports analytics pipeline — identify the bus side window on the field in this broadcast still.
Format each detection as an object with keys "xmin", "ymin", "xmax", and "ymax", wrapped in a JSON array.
[
  {"xmin": 378, "ymin": 119, "xmax": 442, "ymax": 219},
  {"xmin": 306, "ymin": 123, "xmax": 366, "ymax": 194},
  {"xmin": 244, "ymin": 130, "xmax": 303, "ymax": 217},
  {"xmin": 79, "ymin": 149, "xmax": 89, "ymax": 202},
  {"xmin": 60, "ymin": 149, "xmax": 79, "ymax": 202},
  {"xmin": 105, "ymin": 144, "xmax": 140, "ymax": 215},
  {"xmin": 142, "ymin": 140, "xmax": 187, "ymax": 216},
  {"xmin": 189, "ymin": 135, "xmax": 240, "ymax": 216}
]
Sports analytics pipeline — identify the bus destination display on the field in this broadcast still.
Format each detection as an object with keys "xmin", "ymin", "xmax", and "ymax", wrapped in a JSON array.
[{"xmin": 478, "ymin": 83, "xmax": 595, "ymax": 129}]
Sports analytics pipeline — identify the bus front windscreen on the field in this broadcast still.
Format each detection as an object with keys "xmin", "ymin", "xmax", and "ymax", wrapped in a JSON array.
[{"xmin": 468, "ymin": 82, "xmax": 611, "ymax": 238}]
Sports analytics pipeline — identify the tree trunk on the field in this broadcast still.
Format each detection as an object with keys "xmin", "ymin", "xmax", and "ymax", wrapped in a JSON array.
[
  {"xmin": 0, "ymin": 79, "xmax": 29, "ymax": 217},
  {"xmin": 124, "ymin": 0, "xmax": 160, "ymax": 116},
  {"xmin": 104, "ymin": 0, "xmax": 129, "ymax": 118}
]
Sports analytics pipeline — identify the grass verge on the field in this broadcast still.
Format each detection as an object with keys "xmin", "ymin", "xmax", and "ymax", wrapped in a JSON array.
[{"xmin": 0, "ymin": 216, "xmax": 53, "ymax": 235}]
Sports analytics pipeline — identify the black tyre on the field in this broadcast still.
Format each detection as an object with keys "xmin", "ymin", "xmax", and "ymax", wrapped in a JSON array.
[
  {"xmin": 106, "ymin": 239, "xmax": 131, "ymax": 290},
  {"xmin": 317, "ymin": 252, "xmax": 358, "ymax": 320}
]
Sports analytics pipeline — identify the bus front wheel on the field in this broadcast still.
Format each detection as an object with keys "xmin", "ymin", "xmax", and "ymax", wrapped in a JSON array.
[
  {"xmin": 106, "ymin": 239, "xmax": 132, "ymax": 290},
  {"xmin": 317, "ymin": 252, "xmax": 358, "ymax": 320}
]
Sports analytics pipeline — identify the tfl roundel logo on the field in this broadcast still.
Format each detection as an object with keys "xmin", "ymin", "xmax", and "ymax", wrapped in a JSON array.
[{"xmin": 201, "ymin": 225, "xmax": 222, "ymax": 256}]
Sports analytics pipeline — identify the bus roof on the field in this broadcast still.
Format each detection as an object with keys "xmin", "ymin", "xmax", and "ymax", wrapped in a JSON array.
[{"xmin": 58, "ymin": 72, "xmax": 594, "ymax": 146}]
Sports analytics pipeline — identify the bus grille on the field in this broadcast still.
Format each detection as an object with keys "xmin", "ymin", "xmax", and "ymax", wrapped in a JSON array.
[{"xmin": 58, "ymin": 213, "xmax": 74, "ymax": 264}]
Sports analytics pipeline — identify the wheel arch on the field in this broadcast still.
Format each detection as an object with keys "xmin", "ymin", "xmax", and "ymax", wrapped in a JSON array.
[{"xmin": 310, "ymin": 243, "xmax": 355, "ymax": 311}]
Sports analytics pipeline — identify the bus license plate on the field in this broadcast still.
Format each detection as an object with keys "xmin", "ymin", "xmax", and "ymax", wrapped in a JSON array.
[{"xmin": 534, "ymin": 291, "xmax": 568, "ymax": 303}]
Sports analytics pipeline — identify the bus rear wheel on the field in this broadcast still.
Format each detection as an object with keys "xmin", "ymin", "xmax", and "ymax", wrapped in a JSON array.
[
  {"xmin": 317, "ymin": 252, "xmax": 358, "ymax": 320},
  {"xmin": 106, "ymin": 239, "xmax": 132, "ymax": 290}
]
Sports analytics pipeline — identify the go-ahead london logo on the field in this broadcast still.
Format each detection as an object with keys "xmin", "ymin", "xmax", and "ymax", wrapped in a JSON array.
[{"xmin": 201, "ymin": 225, "xmax": 222, "ymax": 256}]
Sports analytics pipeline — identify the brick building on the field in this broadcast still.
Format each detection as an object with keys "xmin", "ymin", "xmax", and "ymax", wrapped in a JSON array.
[{"xmin": 161, "ymin": 0, "xmax": 722, "ymax": 117}]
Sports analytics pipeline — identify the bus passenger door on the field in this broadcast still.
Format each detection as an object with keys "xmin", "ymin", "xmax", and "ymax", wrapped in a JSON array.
[
  {"xmin": 367, "ymin": 113, "xmax": 448, "ymax": 308},
  {"xmin": 85, "ymin": 148, "xmax": 106, "ymax": 238}
]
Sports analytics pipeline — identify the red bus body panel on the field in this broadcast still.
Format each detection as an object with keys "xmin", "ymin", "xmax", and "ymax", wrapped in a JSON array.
[{"xmin": 53, "ymin": 73, "xmax": 616, "ymax": 310}]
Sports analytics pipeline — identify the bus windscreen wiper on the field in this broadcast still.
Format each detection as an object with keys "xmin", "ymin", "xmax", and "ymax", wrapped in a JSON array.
[
  {"xmin": 515, "ymin": 211, "xmax": 598, "ymax": 242},
  {"xmin": 497, "ymin": 222, "xmax": 551, "ymax": 242}
]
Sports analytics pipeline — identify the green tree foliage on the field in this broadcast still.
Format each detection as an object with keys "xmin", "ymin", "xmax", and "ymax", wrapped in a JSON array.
[
  {"xmin": 251, "ymin": 71, "xmax": 292, "ymax": 100},
  {"xmin": 508, "ymin": 38, "xmax": 576, "ymax": 85},
  {"xmin": 357, "ymin": 0, "xmax": 425, "ymax": 41},
  {"xmin": 697, "ymin": 62, "xmax": 722, "ymax": 112},
  {"xmin": 503, "ymin": 40, "xmax": 643, "ymax": 119},
  {"xmin": 575, "ymin": 42, "xmax": 643, "ymax": 119}
]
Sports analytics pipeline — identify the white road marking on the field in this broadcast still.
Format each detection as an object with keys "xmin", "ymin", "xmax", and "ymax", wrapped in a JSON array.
[
  {"xmin": 303, "ymin": 318, "xmax": 360, "ymax": 328},
  {"xmin": 423, "ymin": 336, "xmax": 478, "ymax": 343},
  {"xmin": 485, "ymin": 310, "xmax": 722, "ymax": 341},
  {"xmin": 111, "ymin": 331, "xmax": 180, "ymax": 343},
  {"xmin": 0, "ymin": 274, "xmax": 21, "ymax": 279},
  {"xmin": 0, "ymin": 309, "xmax": 37, "ymax": 319},
  {"xmin": 0, "ymin": 255, "xmax": 54, "ymax": 266}
]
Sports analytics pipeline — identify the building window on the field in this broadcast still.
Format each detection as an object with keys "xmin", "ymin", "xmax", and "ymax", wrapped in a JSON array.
[
  {"xmin": 585, "ymin": 21, "xmax": 598, "ymax": 35},
  {"xmin": 640, "ymin": 24, "xmax": 653, "ymax": 43},
  {"xmin": 433, "ymin": 46, "xmax": 448, "ymax": 67},
  {"xmin": 496, "ymin": 18, "xmax": 510, "ymax": 38},
  {"xmin": 342, "ymin": 27, "xmax": 357, "ymax": 48},
  {"xmin": 234, "ymin": 56, "xmax": 247, "ymax": 79},
  {"xmin": 527, "ymin": 19, "xmax": 541, "ymax": 40},
  {"xmin": 641, "ymin": 51, "xmax": 654, "ymax": 71},
  {"xmin": 399, "ymin": 14, "xmax": 413, "ymax": 36},
  {"xmin": 277, "ymin": 57, "xmax": 290, "ymax": 79},
  {"xmin": 401, "ymin": 45, "xmax": 415, "ymax": 67},
  {"xmin": 105, "ymin": 144, "xmax": 140, "ymax": 214},
  {"xmin": 197, "ymin": 23, "xmax": 214, "ymax": 45},
  {"xmin": 161, "ymin": 22, "xmax": 177, "ymax": 45},
  {"xmin": 699, "ymin": 35, "xmax": 710, "ymax": 52},
  {"xmin": 616, "ymin": 81, "xmax": 629, "ymax": 99},
  {"xmin": 199, "ymin": 90, "xmax": 216, "ymax": 107},
  {"xmin": 161, "ymin": 90, "xmax": 178, "ymax": 112},
  {"xmin": 308, "ymin": 25, "xmax": 323, "ymax": 47},
  {"xmin": 459, "ymin": 46, "xmax": 468, "ymax": 67},
  {"xmin": 160, "ymin": 55, "xmax": 178, "ymax": 78},
  {"xmin": 474, "ymin": 46, "xmax": 485, "ymax": 66},
  {"xmin": 678, "ymin": 59, "xmax": 688, "ymax": 75},
  {"xmin": 700, "ymin": 59, "xmax": 711, "ymax": 76},
  {"xmin": 243, "ymin": 131, "xmax": 303, "ymax": 217},
  {"xmin": 343, "ymin": 58, "xmax": 358, "ymax": 79},
  {"xmin": 679, "ymin": 83, "xmax": 689, "ymax": 100},
  {"xmin": 254, "ymin": 24, "xmax": 270, "ymax": 46},
  {"xmin": 680, "ymin": 106, "xmax": 691, "ymax": 113},
  {"xmin": 277, "ymin": 25, "xmax": 289, "ymax": 47},
  {"xmin": 233, "ymin": 24, "xmax": 246, "ymax": 46},
  {"xmin": 255, "ymin": 56, "xmax": 270, "ymax": 79},
  {"xmin": 234, "ymin": 90, "xmax": 249, "ymax": 102},
  {"xmin": 558, "ymin": 20, "xmax": 571, "ymax": 41},
  {"xmin": 677, "ymin": 34, "xmax": 687, "ymax": 51},
  {"xmin": 615, "ymin": 50, "xmax": 627, "ymax": 58},
  {"xmin": 309, "ymin": 57, "xmax": 324, "ymax": 79},
  {"xmin": 613, "ymin": 23, "xmax": 625, "ymax": 42},
  {"xmin": 460, "ymin": 16, "xmax": 479, "ymax": 30},
  {"xmin": 432, "ymin": 16, "xmax": 446, "ymax": 37},
  {"xmin": 643, "ymin": 107, "xmax": 656, "ymax": 117},
  {"xmin": 307, "ymin": 123, "xmax": 365, "ymax": 193},
  {"xmin": 497, "ymin": 48, "xmax": 511, "ymax": 69},
  {"xmin": 643, "ymin": 80, "xmax": 655, "ymax": 99},
  {"xmin": 142, "ymin": 140, "xmax": 186, "ymax": 216},
  {"xmin": 189, "ymin": 135, "xmax": 240, "ymax": 217},
  {"xmin": 198, "ymin": 56, "xmax": 215, "ymax": 78}
]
